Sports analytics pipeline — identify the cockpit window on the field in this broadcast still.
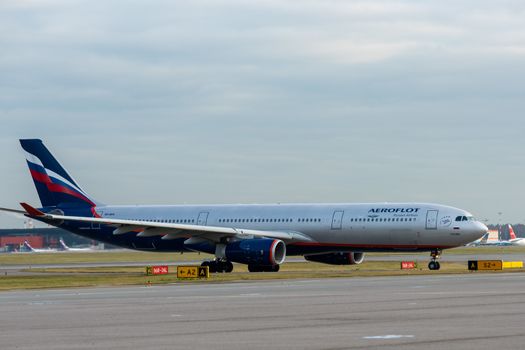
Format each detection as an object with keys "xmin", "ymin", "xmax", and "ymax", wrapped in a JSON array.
[{"xmin": 456, "ymin": 215, "xmax": 475, "ymax": 222}]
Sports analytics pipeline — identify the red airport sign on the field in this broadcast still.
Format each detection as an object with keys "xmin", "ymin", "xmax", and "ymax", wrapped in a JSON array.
[
  {"xmin": 146, "ymin": 265, "xmax": 169, "ymax": 275},
  {"xmin": 401, "ymin": 261, "xmax": 416, "ymax": 270}
]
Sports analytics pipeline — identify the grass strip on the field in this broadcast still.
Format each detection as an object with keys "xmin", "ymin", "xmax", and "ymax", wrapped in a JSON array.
[{"xmin": 2, "ymin": 260, "xmax": 523, "ymax": 291}]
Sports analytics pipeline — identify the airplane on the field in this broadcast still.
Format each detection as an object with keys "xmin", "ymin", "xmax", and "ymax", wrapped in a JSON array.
[
  {"xmin": 472, "ymin": 225, "xmax": 522, "ymax": 246},
  {"xmin": 59, "ymin": 239, "xmax": 98, "ymax": 252},
  {"xmin": 23, "ymin": 240, "xmax": 58, "ymax": 253},
  {"xmin": 0, "ymin": 139, "xmax": 488, "ymax": 272}
]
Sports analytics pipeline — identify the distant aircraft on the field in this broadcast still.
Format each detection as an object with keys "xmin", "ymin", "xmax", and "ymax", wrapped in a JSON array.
[
  {"xmin": 59, "ymin": 239, "xmax": 98, "ymax": 252},
  {"xmin": 474, "ymin": 225, "xmax": 523, "ymax": 246},
  {"xmin": 475, "ymin": 229, "xmax": 507, "ymax": 246},
  {"xmin": 23, "ymin": 240, "xmax": 58, "ymax": 253},
  {"xmin": 0, "ymin": 139, "xmax": 487, "ymax": 272},
  {"xmin": 508, "ymin": 224, "xmax": 525, "ymax": 246},
  {"xmin": 466, "ymin": 232, "xmax": 489, "ymax": 246}
]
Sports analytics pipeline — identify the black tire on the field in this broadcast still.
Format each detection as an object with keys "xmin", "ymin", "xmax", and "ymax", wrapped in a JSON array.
[
  {"xmin": 225, "ymin": 261, "xmax": 234, "ymax": 273},
  {"xmin": 208, "ymin": 261, "xmax": 218, "ymax": 273},
  {"xmin": 428, "ymin": 261, "xmax": 436, "ymax": 270},
  {"xmin": 248, "ymin": 264, "xmax": 260, "ymax": 272},
  {"xmin": 435, "ymin": 261, "xmax": 441, "ymax": 270},
  {"xmin": 271, "ymin": 265, "xmax": 280, "ymax": 272}
]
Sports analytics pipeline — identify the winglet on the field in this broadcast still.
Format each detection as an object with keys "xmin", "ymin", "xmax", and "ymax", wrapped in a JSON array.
[{"xmin": 20, "ymin": 203, "xmax": 46, "ymax": 217}]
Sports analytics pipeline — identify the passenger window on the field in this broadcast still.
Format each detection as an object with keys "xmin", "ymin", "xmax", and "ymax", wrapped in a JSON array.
[{"xmin": 462, "ymin": 216, "xmax": 468, "ymax": 221}]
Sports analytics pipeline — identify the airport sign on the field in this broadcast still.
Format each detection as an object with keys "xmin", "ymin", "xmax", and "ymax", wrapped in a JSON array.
[
  {"xmin": 468, "ymin": 260, "xmax": 503, "ymax": 271},
  {"xmin": 146, "ymin": 265, "xmax": 169, "ymax": 275},
  {"xmin": 177, "ymin": 266, "xmax": 209, "ymax": 279},
  {"xmin": 400, "ymin": 261, "xmax": 416, "ymax": 269}
]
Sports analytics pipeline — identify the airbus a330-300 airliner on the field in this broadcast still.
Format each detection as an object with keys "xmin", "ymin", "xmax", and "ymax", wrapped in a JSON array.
[{"xmin": 0, "ymin": 139, "xmax": 487, "ymax": 272}]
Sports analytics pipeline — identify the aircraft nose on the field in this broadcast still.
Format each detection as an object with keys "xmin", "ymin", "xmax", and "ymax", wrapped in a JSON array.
[{"xmin": 473, "ymin": 221, "xmax": 488, "ymax": 238}]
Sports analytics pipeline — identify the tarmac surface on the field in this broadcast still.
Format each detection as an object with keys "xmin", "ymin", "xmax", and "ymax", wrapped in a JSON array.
[{"xmin": 2, "ymin": 273, "xmax": 525, "ymax": 349}]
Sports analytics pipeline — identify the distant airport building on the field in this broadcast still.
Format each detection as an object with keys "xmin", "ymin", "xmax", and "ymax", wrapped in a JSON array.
[
  {"xmin": 485, "ymin": 229, "xmax": 500, "ymax": 244},
  {"xmin": 0, "ymin": 228, "xmax": 110, "ymax": 252}
]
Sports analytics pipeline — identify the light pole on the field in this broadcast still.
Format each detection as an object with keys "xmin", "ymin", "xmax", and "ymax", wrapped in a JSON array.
[{"xmin": 497, "ymin": 212, "xmax": 503, "ymax": 240}]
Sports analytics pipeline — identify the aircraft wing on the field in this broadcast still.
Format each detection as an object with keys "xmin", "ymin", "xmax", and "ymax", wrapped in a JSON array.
[{"xmin": 9, "ymin": 203, "xmax": 315, "ymax": 243}]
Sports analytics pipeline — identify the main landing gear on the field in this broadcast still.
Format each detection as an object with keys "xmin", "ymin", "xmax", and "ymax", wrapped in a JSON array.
[
  {"xmin": 201, "ymin": 260, "xmax": 233, "ymax": 273},
  {"xmin": 428, "ymin": 249, "xmax": 442, "ymax": 270}
]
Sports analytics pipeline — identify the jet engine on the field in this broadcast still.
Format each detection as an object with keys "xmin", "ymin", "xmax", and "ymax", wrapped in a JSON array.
[
  {"xmin": 225, "ymin": 238, "xmax": 286, "ymax": 266},
  {"xmin": 304, "ymin": 252, "xmax": 365, "ymax": 265}
]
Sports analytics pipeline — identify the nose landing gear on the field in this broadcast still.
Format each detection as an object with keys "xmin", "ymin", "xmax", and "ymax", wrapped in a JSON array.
[{"xmin": 428, "ymin": 249, "xmax": 442, "ymax": 270}]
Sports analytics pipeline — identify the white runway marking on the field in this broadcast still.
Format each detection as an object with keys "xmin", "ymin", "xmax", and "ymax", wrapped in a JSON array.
[{"xmin": 363, "ymin": 335, "xmax": 415, "ymax": 340}]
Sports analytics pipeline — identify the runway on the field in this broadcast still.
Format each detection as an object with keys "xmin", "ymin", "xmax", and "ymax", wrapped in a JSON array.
[{"xmin": 2, "ymin": 273, "xmax": 525, "ymax": 349}]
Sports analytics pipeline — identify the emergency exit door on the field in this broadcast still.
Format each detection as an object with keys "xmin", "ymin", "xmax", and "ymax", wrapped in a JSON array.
[
  {"xmin": 331, "ymin": 211, "xmax": 344, "ymax": 230},
  {"xmin": 197, "ymin": 212, "xmax": 209, "ymax": 226}
]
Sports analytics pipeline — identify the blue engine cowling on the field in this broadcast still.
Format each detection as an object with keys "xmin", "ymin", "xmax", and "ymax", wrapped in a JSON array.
[
  {"xmin": 304, "ymin": 252, "xmax": 365, "ymax": 265},
  {"xmin": 225, "ymin": 239, "xmax": 286, "ymax": 265}
]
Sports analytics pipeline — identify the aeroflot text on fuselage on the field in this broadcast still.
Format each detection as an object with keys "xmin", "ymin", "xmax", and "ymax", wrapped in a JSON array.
[{"xmin": 368, "ymin": 208, "xmax": 420, "ymax": 213}]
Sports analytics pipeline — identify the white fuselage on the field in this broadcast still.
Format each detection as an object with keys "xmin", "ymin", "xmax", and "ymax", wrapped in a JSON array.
[{"xmin": 95, "ymin": 202, "xmax": 487, "ymax": 251}]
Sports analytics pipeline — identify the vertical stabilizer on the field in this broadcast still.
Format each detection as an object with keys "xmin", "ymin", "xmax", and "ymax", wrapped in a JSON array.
[
  {"xmin": 20, "ymin": 139, "xmax": 100, "ymax": 208},
  {"xmin": 59, "ymin": 239, "xmax": 70, "ymax": 251},
  {"xmin": 23, "ymin": 240, "xmax": 36, "ymax": 252},
  {"xmin": 509, "ymin": 224, "xmax": 517, "ymax": 240}
]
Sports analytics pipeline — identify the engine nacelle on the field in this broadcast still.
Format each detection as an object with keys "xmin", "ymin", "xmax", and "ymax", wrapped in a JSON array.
[
  {"xmin": 304, "ymin": 252, "xmax": 365, "ymax": 265},
  {"xmin": 225, "ymin": 239, "xmax": 286, "ymax": 266}
]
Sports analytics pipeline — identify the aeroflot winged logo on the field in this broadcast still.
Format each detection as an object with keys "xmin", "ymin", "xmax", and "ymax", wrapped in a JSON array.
[{"xmin": 368, "ymin": 208, "xmax": 420, "ymax": 213}]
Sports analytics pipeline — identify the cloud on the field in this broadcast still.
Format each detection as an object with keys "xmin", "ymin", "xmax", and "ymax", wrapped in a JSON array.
[{"xmin": 0, "ymin": 0, "xmax": 524, "ymax": 226}]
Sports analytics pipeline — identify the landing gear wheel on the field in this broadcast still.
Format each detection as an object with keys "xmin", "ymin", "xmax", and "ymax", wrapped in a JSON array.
[
  {"xmin": 428, "ymin": 249, "xmax": 442, "ymax": 271},
  {"xmin": 202, "ymin": 260, "xmax": 233, "ymax": 273},
  {"xmin": 248, "ymin": 264, "xmax": 261, "ymax": 272},
  {"xmin": 201, "ymin": 260, "xmax": 217, "ymax": 273},
  {"xmin": 225, "ymin": 261, "xmax": 234, "ymax": 273}
]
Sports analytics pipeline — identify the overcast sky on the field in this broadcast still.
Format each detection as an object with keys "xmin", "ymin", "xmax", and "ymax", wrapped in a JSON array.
[{"xmin": 1, "ymin": 0, "xmax": 524, "ymax": 228}]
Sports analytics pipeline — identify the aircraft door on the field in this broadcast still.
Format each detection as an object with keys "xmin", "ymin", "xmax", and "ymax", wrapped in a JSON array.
[
  {"xmin": 197, "ymin": 212, "xmax": 209, "ymax": 226},
  {"xmin": 425, "ymin": 210, "xmax": 438, "ymax": 230},
  {"xmin": 331, "ymin": 211, "xmax": 344, "ymax": 230}
]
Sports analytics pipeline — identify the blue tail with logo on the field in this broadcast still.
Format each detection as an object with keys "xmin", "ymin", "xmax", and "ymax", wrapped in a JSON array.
[{"xmin": 20, "ymin": 139, "xmax": 101, "ymax": 208}]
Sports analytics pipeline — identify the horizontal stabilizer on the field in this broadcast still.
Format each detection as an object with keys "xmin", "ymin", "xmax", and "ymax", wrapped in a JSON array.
[{"xmin": 20, "ymin": 202, "xmax": 46, "ymax": 217}]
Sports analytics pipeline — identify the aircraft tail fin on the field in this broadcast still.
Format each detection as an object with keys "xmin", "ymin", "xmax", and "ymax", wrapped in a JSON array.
[
  {"xmin": 20, "ymin": 139, "xmax": 101, "ymax": 208},
  {"xmin": 23, "ymin": 240, "xmax": 36, "ymax": 252},
  {"xmin": 509, "ymin": 224, "xmax": 517, "ymax": 240},
  {"xmin": 59, "ymin": 239, "xmax": 70, "ymax": 251}
]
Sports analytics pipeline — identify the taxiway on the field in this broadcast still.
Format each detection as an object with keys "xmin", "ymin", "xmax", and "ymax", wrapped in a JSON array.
[{"xmin": 1, "ymin": 273, "xmax": 525, "ymax": 349}]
